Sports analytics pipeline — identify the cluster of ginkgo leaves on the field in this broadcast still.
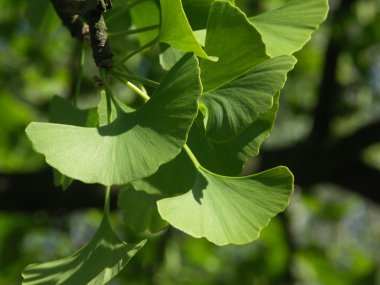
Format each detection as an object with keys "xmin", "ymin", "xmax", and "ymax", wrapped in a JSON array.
[{"xmin": 22, "ymin": 0, "xmax": 328, "ymax": 284}]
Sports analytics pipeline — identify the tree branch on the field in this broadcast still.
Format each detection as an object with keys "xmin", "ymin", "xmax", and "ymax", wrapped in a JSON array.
[
  {"xmin": 50, "ymin": 0, "xmax": 113, "ymax": 68},
  {"xmin": 84, "ymin": 2, "xmax": 113, "ymax": 68},
  {"xmin": 50, "ymin": 0, "xmax": 88, "ymax": 38}
]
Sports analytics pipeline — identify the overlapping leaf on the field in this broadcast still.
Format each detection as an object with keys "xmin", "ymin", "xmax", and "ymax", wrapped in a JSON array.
[
  {"xmin": 201, "ymin": 55, "xmax": 296, "ymax": 142},
  {"xmin": 158, "ymin": 166, "xmax": 294, "ymax": 245},
  {"xmin": 188, "ymin": 93, "xmax": 280, "ymax": 176},
  {"xmin": 49, "ymin": 96, "xmax": 98, "ymax": 127},
  {"xmin": 132, "ymin": 150, "xmax": 197, "ymax": 195},
  {"xmin": 158, "ymin": 2, "xmax": 292, "ymax": 145},
  {"xmin": 118, "ymin": 186, "xmax": 168, "ymax": 233},
  {"xmin": 49, "ymin": 96, "xmax": 98, "ymax": 190},
  {"xmin": 22, "ymin": 0, "xmax": 327, "ymax": 282},
  {"xmin": 22, "ymin": 218, "xmax": 146, "ymax": 285},
  {"xmin": 250, "ymin": 0, "xmax": 329, "ymax": 57},
  {"xmin": 26, "ymin": 54, "xmax": 202, "ymax": 186},
  {"xmin": 133, "ymin": 92, "xmax": 281, "ymax": 197},
  {"xmin": 200, "ymin": 1, "xmax": 269, "ymax": 92},
  {"xmin": 159, "ymin": 0, "xmax": 215, "ymax": 60}
]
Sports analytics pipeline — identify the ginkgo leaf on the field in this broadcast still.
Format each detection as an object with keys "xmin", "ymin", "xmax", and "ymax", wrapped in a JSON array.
[
  {"xmin": 200, "ymin": 1, "xmax": 269, "ymax": 92},
  {"xmin": 49, "ymin": 96, "xmax": 98, "ymax": 190},
  {"xmin": 250, "ymin": 0, "xmax": 329, "ymax": 57},
  {"xmin": 26, "ymin": 54, "xmax": 202, "ymax": 186},
  {"xmin": 189, "ymin": 93, "xmax": 280, "ymax": 176},
  {"xmin": 157, "ymin": 166, "xmax": 294, "ymax": 245},
  {"xmin": 118, "ymin": 185, "xmax": 168, "ymax": 233},
  {"xmin": 22, "ymin": 217, "xmax": 146, "ymax": 285},
  {"xmin": 49, "ymin": 95, "xmax": 98, "ymax": 127},
  {"xmin": 159, "ymin": 0, "xmax": 216, "ymax": 61},
  {"xmin": 201, "ymin": 55, "xmax": 296, "ymax": 142}
]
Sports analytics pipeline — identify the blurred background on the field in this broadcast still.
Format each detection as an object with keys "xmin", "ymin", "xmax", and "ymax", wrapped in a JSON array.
[{"xmin": 1, "ymin": 0, "xmax": 380, "ymax": 284}]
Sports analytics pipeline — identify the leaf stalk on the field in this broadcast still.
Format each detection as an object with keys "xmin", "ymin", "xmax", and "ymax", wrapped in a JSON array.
[
  {"xmin": 104, "ymin": 186, "xmax": 111, "ymax": 218},
  {"xmin": 115, "ymin": 37, "xmax": 159, "ymax": 66},
  {"xmin": 73, "ymin": 41, "xmax": 85, "ymax": 105},
  {"xmin": 99, "ymin": 69, "xmax": 114, "ymax": 123},
  {"xmin": 111, "ymin": 69, "xmax": 159, "ymax": 88},
  {"xmin": 183, "ymin": 145, "xmax": 201, "ymax": 168},
  {"xmin": 119, "ymin": 79, "xmax": 150, "ymax": 101}
]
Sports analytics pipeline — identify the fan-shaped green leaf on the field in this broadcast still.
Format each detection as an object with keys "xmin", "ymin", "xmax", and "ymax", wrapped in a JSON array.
[
  {"xmin": 49, "ymin": 95, "xmax": 98, "ymax": 127},
  {"xmin": 22, "ymin": 218, "xmax": 146, "ymax": 285},
  {"xmin": 118, "ymin": 185, "xmax": 168, "ymax": 233},
  {"xmin": 157, "ymin": 166, "xmax": 293, "ymax": 245},
  {"xmin": 228, "ymin": 93, "xmax": 281, "ymax": 162},
  {"xmin": 26, "ymin": 54, "xmax": 202, "ymax": 186},
  {"xmin": 49, "ymin": 96, "xmax": 98, "ymax": 190},
  {"xmin": 200, "ymin": 1, "xmax": 269, "ymax": 92},
  {"xmin": 250, "ymin": 0, "xmax": 329, "ymax": 57},
  {"xmin": 159, "ymin": 0, "xmax": 216, "ymax": 60},
  {"xmin": 189, "ymin": 93, "xmax": 280, "ymax": 176},
  {"xmin": 201, "ymin": 55, "xmax": 296, "ymax": 142}
]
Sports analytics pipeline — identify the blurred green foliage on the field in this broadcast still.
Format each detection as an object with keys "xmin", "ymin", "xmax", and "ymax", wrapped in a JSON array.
[{"xmin": 1, "ymin": 0, "xmax": 380, "ymax": 284}]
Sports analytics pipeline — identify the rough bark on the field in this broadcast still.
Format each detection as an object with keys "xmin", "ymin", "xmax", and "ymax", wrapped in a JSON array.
[{"xmin": 50, "ymin": 0, "xmax": 113, "ymax": 68}]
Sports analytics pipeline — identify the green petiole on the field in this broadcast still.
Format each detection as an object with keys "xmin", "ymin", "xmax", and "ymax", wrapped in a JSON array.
[
  {"xmin": 104, "ymin": 186, "xmax": 111, "ymax": 219},
  {"xmin": 115, "ymin": 37, "xmax": 159, "ymax": 66},
  {"xmin": 99, "ymin": 69, "xmax": 114, "ymax": 123},
  {"xmin": 111, "ymin": 69, "xmax": 159, "ymax": 88},
  {"xmin": 73, "ymin": 40, "xmax": 85, "ymax": 105}
]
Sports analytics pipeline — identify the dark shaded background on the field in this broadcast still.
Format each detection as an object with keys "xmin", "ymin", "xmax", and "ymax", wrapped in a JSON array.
[{"xmin": 1, "ymin": 0, "xmax": 380, "ymax": 284}]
